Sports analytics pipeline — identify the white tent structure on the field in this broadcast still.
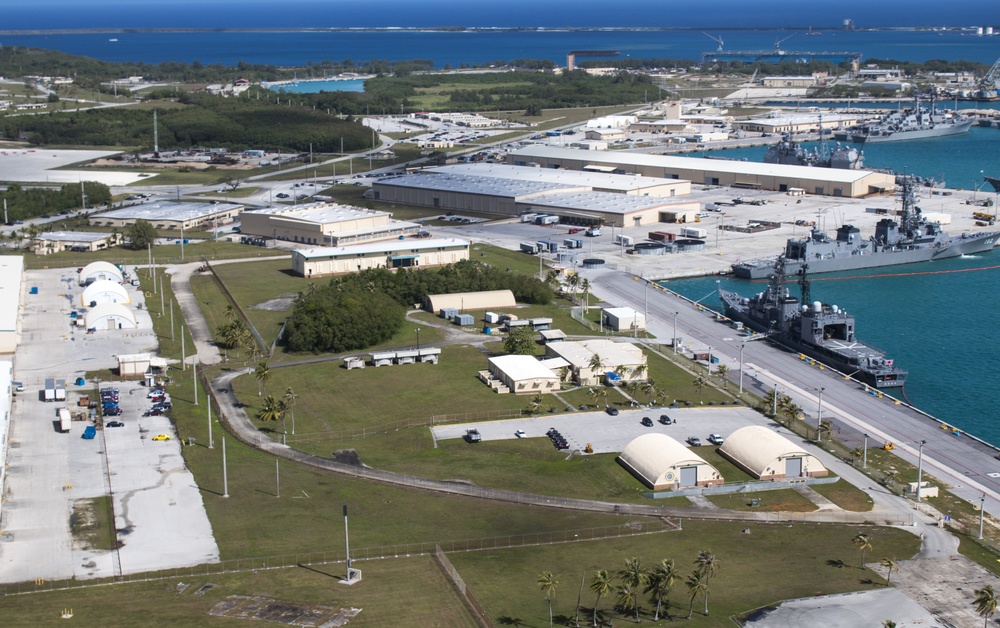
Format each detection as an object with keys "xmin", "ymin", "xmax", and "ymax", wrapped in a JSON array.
[
  {"xmin": 81, "ymin": 279, "xmax": 130, "ymax": 306},
  {"xmin": 719, "ymin": 426, "xmax": 828, "ymax": 480},
  {"xmin": 85, "ymin": 303, "xmax": 137, "ymax": 330},
  {"xmin": 78, "ymin": 261, "xmax": 123, "ymax": 285},
  {"xmin": 618, "ymin": 433, "xmax": 724, "ymax": 490}
]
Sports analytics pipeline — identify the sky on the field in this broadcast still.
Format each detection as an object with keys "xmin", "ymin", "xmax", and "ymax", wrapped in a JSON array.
[{"xmin": 4, "ymin": 0, "xmax": 996, "ymax": 30}]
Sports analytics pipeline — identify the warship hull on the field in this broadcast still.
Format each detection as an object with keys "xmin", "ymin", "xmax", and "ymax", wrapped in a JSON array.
[
  {"xmin": 837, "ymin": 119, "xmax": 974, "ymax": 144},
  {"xmin": 733, "ymin": 230, "xmax": 999, "ymax": 278}
]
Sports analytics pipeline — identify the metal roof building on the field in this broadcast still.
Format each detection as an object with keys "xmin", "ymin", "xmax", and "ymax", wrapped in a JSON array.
[
  {"xmin": 424, "ymin": 164, "xmax": 691, "ymax": 197},
  {"xmin": 81, "ymin": 279, "xmax": 130, "ymax": 307},
  {"xmin": 84, "ymin": 303, "xmax": 138, "ymax": 331},
  {"xmin": 544, "ymin": 339, "xmax": 646, "ymax": 386},
  {"xmin": 239, "ymin": 202, "xmax": 420, "ymax": 246},
  {"xmin": 0, "ymin": 256, "xmax": 24, "ymax": 354},
  {"xmin": 424, "ymin": 289, "xmax": 516, "ymax": 313},
  {"xmin": 78, "ymin": 261, "xmax": 123, "ymax": 285},
  {"xmin": 292, "ymin": 238, "xmax": 469, "ymax": 278},
  {"xmin": 509, "ymin": 146, "xmax": 895, "ymax": 198},
  {"xmin": 486, "ymin": 355, "xmax": 561, "ymax": 395},
  {"xmin": 32, "ymin": 230, "xmax": 113, "ymax": 255},
  {"xmin": 90, "ymin": 202, "xmax": 243, "ymax": 230},
  {"xmin": 719, "ymin": 426, "xmax": 829, "ymax": 480},
  {"xmin": 619, "ymin": 433, "xmax": 724, "ymax": 490}
]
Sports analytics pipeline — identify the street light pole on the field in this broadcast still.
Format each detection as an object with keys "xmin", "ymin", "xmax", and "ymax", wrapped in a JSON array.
[
  {"xmin": 672, "ymin": 311, "xmax": 679, "ymax": 354},
  {"xmin": 415, "ymin": 327, "xmax": 421, "ymax": 352},
  {"xmin": 980, "ymin": 494, "xmax": 986, "ymax": 539},
  {"xmin": 643, "ymin": 280, "xmax": 648, "ymax": 325},
  {"xmin": 862, "ymin": 433, "xmax": 868, "ymax": 469},
  {"xmin": 816, "ymin": 387, "xmax": 825, "ymax": 439},
  {"xmin": 916, "ymin": 440, "xmax": 927, "ymax": 502},
  {"xmin": 738, "ymin": 344, "xmax": 745, "ymax": 395},
  {"xmin": 772, "ymin": 383, "xmax": 778, "ymax": 417}
]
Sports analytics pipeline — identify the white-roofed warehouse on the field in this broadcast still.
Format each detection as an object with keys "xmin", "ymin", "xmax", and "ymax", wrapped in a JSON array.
[
  {"xmin": 619, "ymin": 433, "xmax": 724, "ymax": 490},
  {"xmin": 719, "ymin": 426, "xmax": 828, "ymax": 480},
  {"xmin": 78, "ymin": 261, "xmax": 123, "ymax": 286},
  {"xmin": 84, "ymin": 303, "xmax": 138, "ymax": 331},
  {"xmin": 424, "ymin": 289, "xmax": 516, "ymax": 313},
  {"xmin": 486, "ymin": 354, "xmax": 560, "ymax": 395},
  {"xmin": 81, "ymin": 279, "xmax": 130, "ymax": 307}
]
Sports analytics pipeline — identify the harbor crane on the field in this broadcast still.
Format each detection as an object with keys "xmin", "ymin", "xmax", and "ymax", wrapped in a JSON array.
[
  {"xmin": 977, "ymin": 56, "xmax": 1000, "ymax": 99},
  {"xmin": 703, "ymin": 33, "xmax": 725, "ymax": 53},
  {"xmin": 773, "ymin": 34, "xmax": 795, "ymax": 54}
]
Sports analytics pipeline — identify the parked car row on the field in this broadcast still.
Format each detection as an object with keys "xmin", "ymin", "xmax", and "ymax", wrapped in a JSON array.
[
  {"xmin": 546, "ymin": 427, "xmax": 569, "ymax": 450},
  {"xmin": 101, "ymin": 387, "xmax": 123, "ymax": 416}
]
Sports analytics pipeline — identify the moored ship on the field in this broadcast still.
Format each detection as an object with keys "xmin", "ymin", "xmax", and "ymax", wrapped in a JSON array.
[
  {"xmin": 719, "ymin": 259, "xmax": 907, "ymax": 388},
  {"xmin": 731, "ymin": 177, "xmax": 998, "ymax": 279},
  {"xmin": 763, "ymin": 135, "xmax": 864, "ymax": 169},
  {"xmin": 834, "ymin": 95, "xmax": 973, "ymax": 143}
]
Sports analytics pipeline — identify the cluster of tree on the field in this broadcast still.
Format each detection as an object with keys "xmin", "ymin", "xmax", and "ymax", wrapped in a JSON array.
[
  {"xmin": 538, "ymin": 551, "xmax": 720, "ymax": 627},
  {"xmin": 0, "ymin": 91, "xmax": 373, "ymax": 152},
  {"xmin": 0, "ymin": 182, "xmax": 111, "ymax": 223},
  {"xmin": 123, "ymin": 219, "xmax": 157, "ymax": 250},
  {"xmin": 284, "ymin": 260, "xmax": 552, "ymax": 353}
]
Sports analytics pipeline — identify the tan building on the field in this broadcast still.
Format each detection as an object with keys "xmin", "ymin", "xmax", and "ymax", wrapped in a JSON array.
[
  {"xmin": 239, "ymin": 202, "xmax": 419, "ymax": 246},
  {"xmin": 545, "ymin": 339, "xmax": 646, "ymax": 386},
  {"xmin": 619, "ymin": 434, "xmax": 724, "ymax": 490},
  {"xmin": 486, "ymin": 355, "xmax": 561, "ymax": 395},
  {"xmin": 292, "ymin": 238, "xmax": 469, "ymax": 278},
  {"xmin": 32, "ymin": 231, "xmax": 113, "ymax": 255},
  {"xmin": 733, "ymin": 113, "xmax": 867, "ymax": 135},
  {"xmin": 603, "ymin": 307, "xmax": 645, "ymax": 332},
  {"xmin": 719, "ymin": 426, "xmax": 829, "ymax": 480},
  {"xmin": 510, "ymin": 145, "xmax": 895, "ymax": 198},
  {"xmin": 424, "ymin": 290, "xmax": 516, "ymax": 313},
  {"xmin": 761, "ymin": 76, "xmax": 817, "ymax": 88},
  {"xmin": 90, "ymin": 202, "xmax": 242, "ymax": 230}
]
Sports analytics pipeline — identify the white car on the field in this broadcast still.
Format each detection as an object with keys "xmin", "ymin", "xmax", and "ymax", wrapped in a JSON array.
[
  {"xmin": 515, "ymin": 429, "xmax": 526, "ymax": 438},
  {"xmin": 708, "ymin": 434, "xmax": 725, "ymax": 445}
]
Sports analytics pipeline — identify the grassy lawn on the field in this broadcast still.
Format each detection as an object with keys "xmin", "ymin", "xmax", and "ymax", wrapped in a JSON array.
[
  {"xmin": 70, "ymin": 496, "xmax": 116, "ymax": 551},
  {"xmin": 471, "ymin": 242, "xmax": 545, "ymax": 276},
  {"xmin": 809, "ymin": 479, "xmax": 875, "ymax": 512},
  {"xmin": 0, "ymin": 557, "xmax": 477, "ymax": 627},
  {"xmin": 706, "ymin": 489, "xmax": 819, "ymax": 513},
  {"xmin": 24, "ymin": 241, "xmax": 285, "ymax": 270},
  {"xmin": 694, "ymin": 447, "xmax": 755, "ymax": 483},
  {"xmin": 639, "ymin": 346, "xmax": 733, "ymax": 407},
  {"xmin": 451, "ymin": 519, "xmax": 920, "ymax": 627}
]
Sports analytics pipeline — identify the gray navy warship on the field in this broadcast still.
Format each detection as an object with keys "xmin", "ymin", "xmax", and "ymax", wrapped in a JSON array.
[
  {"xmin": 719, "ymin": 259, "xmax": 907, "ymax": 388},
  {"xmin": 732, "ymin": 177, "xmax": 998, "ymax": 279},
  {"xmin": 834, "ymin": 95, "xmax": 973, "ymax": 144}
]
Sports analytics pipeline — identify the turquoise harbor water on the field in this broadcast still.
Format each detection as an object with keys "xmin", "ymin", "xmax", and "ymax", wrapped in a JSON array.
[{"xmin": 660, "ymin": 255, "xmax": 1000, "ymax": 444}]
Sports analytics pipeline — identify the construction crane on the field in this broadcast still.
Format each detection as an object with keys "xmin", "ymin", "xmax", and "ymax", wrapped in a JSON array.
[
  {"xmin": 703, "ymin": 32, "xmax": 725, "ymax": 53},
  {"xmin": 977, "ymin": 56, "xmax": 1000, "ymax": 99},
  {"xmin": 773, "ymin": 34, "xmax": 795, "ymax": 55}
]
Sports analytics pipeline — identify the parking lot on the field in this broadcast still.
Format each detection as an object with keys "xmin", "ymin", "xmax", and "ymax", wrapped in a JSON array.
[
  {"xmin": 0, "ymin": 268, "xmax": 219, "ymax": 583},
  {"xmin": 432, "ymin": 404, "xmax": 763, "ymax": 454}
]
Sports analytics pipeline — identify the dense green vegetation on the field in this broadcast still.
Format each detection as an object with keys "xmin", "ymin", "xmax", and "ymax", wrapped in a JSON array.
[
  {"xmin": 284, "ymin": 260, "xmax": 553, "ymax": 353},
  {"xmin": 0, "ymin": 90, "xmax": 374, "ymax": 151},
  {"xmin": 0, "ymin": 182, "xmax": 111, "ymax": 223}
]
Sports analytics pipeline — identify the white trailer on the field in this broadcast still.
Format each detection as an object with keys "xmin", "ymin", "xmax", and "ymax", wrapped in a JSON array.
[
  {"xmin": 613, "ymin": 235, "xmax": 634, "ymax": 246},
  {"xmin": 58, "ymin": 408, "xmax": 72, "ymax": 433},
  {"xmin": 680, "ymin": 227, "xmax": 707, "ymax": 239},
  {"xmin": 55, "ymin": 378, "xmax": 67, "ymax": 402},
  {"xmin": 44, "ymin": 378, "xmax": 56, "ymax": 402}
]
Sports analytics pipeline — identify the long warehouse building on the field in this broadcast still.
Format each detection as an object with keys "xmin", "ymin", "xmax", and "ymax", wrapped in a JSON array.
[{"xmin": 508, "ymin": 145, "xmax": 895, "ymax": 198}]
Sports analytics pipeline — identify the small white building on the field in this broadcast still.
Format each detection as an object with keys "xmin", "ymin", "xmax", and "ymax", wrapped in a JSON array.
[
  {"xmin": 84, "ymin": 303, "xmax": 138, "ymax": 331},
  {"xmin": 78, "ymin": 261, "xmax": 123, "ymax": 286},
  {"xmin": 603, "ymin": 307, "xmax": 646, "ymax": 332},
  {"xmin": 81, "ymin": 280, "xmax": 130, "ymax": 307},
  {"xmin": 619, "ymin": 433, "xmax": 724, "ymax": 490},
  {"xmin": 545, "ymin": 339, "xmax": 646, "ymax": 386},
  {"xmin": 486, "ymin": 355, "xmax": 560, "ymax": 395}
]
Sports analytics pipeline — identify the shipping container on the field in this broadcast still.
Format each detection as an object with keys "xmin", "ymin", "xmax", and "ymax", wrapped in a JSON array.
[
  {"xmin": 585, "ymin": 226, "xmax": 602, "ymax": 237},
  {"xmin": 613, "ymin": 235, "xmax": 634, "ymax": 246},
  {"xmin": 539, "ymin": 215, "xmax": 560, "ymax": 225},
  {"xmin": 680, "ymin": 227, "xmax": 707, "ymax": 239},
  {"xmin": 520, "ymin": 241, "xmax": 540, "ymax": 254},
  {"xmin": 44, "ymin": 378, "xmax": 56, "ymax": 402},
  {"xmin": 55, "ymin": 379, "xmax": 67, "ymax": 402}
]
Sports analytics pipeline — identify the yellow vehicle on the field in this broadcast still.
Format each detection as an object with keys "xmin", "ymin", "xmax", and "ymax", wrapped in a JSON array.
[
  {"xmin": 152, "ymin": 433, "xmax": 172, "ymax": 441},
  {"xmin": 883, "ymin": 441, "xmax": 894, "ymax": 451}
]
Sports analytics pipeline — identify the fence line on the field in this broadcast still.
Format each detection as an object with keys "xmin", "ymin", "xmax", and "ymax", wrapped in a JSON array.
[{"xmin": 434, "ymin": 544, "xmax": 494, "ymax": 628}]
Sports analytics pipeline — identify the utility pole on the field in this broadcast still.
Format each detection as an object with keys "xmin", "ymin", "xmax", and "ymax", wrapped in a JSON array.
[
  {"xmin": 181, "ymin": 324, "xmax": 186, "ymax": 370},
  {"xmin": 916, "ymin": 440, "xmax": 927, "ymax": 502},
  {"xmin": 192, "ymin": 361, "xmax": 198, "ymax": 405},
  {"xmin": 738, "ymin": 344, "xmax": 745, "ymax": 394},
  {"xmin": 222, "ymin": 436, "xmax": 229, "ymax": 498},
  {"xmin": 207, "ymin": 391, "xmax": 213, "ymax": 449}
]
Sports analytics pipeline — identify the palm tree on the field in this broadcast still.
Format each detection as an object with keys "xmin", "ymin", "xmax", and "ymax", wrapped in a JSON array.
[
  {"xmin": 254, "ymin": 360, "xmax": 271, "ymax": 397},
  {"xmin": 716, "ymin": 363, "xmax": 728, "ymax": 387},
  {"xmin": 694, "ymin": 550, "xmax": 719, "ymax": 615},
  {"xmin": 685, "ymin": 570, "xmax": 708, "ymax": 619},
  {"xmin": 538, "ymin": 571, "xmax": 559, "ymax": 628},
  {"xmin": 580, "ymin": 278, "xmax": 591, "ymax": 312},
  {"xmin": 852, "ymin": 533, "xmax": 873, "ymax": 569},
  {"xmin": 645, "ymin": 558, "xmax": 677, "ymax": 621},
  {"xmin": 974, "ymin": 584, "xmax": 998, "ymax": 627},
  {"xmin": 257, "ymin": 394, "xmax": 285, "ymax": 423},
  {"xmin": 692, "ymin": 375, "xmax": 706, "ymax": 403},
  {"xmin": 282, "ymin": 387, "xmax": 298, "ymax": 437},
  {"xmin": 588, "ymin": 353, "xmax": 605, "ymax": 379},
  {"xmin": 879, "ymin": 557, "xmax": 898, "ymax": 586},
  {"xmin": 590, "ymin": 569, "xmax": 613, "ymax": 627},
  {"xmin": 617, "ymin": 557, "xmax": 648, "ymax": 623},
  {"xmin": 614, "ymin": 582, "xmax": 638, "ymax": 624},
  {"xmin": 641, "ymin": 378, "xmax": 658, "ymax": 404},
  {"xmin": 529, "ymin": 393, "xmax": 543, "ymax": 416},
  {"xmin": 567, "ymin": 272, "xmax": 581, "ymax": 303},
  {"xmin": 624, "ymin": 380, "xmax": 642, "ymax": 406},
  {"xmin": 224, "ymin": 305, "xmax": 237, "ymax": 322},
  {"xmin": 633, "ymin": 363, "xmax": 648, "ymax": 380},
  {"xmin": 818, "ymin": 419, "xmax": 833, "ymax": 442},
  {"xmin": 244, "ymin": 337, "xmax": 260, "ymax": 365},
  {"xmin": 594, "ymin": 386, "xmax": 609, "ymax": 409}
]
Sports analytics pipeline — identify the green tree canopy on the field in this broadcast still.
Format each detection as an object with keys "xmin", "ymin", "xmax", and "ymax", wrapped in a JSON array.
[
  {"xmin": 502, "ymin": 325, "xmax": 536, "ymax": 356},
  {"xmin": 124, "ymin": 219, "xmax": 157, "ymax": 250}
]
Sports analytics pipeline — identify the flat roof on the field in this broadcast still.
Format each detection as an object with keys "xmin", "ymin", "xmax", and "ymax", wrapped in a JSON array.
[
  {"xmin": 489, "ymin": 354, "xmax": 559, "ymax": 381},
  {"xmin": 36, "ymin": 230, "xmax": 111, "ymax": 243},
  {"xmin": 426, "ymin": 163, "xmax": 686, "ymax": 191},
  {"xmin": 512, "ymin": 145, "xmax": 875, "ymax": 184},
  {"xmin": 294, "ymin": 237, "xmax": 469, "ymax": 259},
  {"xmin": 0, "ymin": 256, "xmax": 24, "ymax": 333},
  {"xmin": 740, "ymin": 113, "xmax": 859, "ymax": 125},
  {"xmin": 376, "ymin": 172, "xmax": 570, "ymax": 198},
  {"xmin": 92, "ymin": 202, "xmax": 243, "ymax": 222},
  {"xmin": 524, "ymin": 191, "xmax": 682, "ymax": 214},
  {"xmin": 330, "ymin": 221, "xmax": 421, "ymax": 239},
  {"xmin": 244, "ymin": 202, "xmax": 390, "ymax": 225}
]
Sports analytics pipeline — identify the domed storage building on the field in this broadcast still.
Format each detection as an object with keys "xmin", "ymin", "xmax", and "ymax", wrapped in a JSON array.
[
  {"xmin": 78, "ymin": 261, "xmax": 123, "ymax": 286},
  {"xmin": 81, "ymin": 279, "xmax": 130, "ymax": 307},
  {"xmin": 84, "ymin": 303, "xmax": 138, "ymax": 331},
  {"xmin": 618, "ymin": 433, "xmax": 724, "ymax": 491},
  {"xmin": 718, "ymin": 426, "xmax": 828, "ymax": 480}
]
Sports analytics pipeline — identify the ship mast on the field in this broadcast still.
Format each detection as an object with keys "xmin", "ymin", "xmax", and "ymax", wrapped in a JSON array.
[{"xmin": 798, "ymin": 263, "xmax": 811, "ymax": 307}]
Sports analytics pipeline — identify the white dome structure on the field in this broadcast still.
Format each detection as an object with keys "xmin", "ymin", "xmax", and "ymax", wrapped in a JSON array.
[
  {"xmin": 618, "ymin": 433, "xmax": 724, "ymax": 491},
  {"xmin": 85, "ymin": 303, "xmax": 137, "ymax": 331},
  {"xmin": 79, "ymin": 261, "xmax": 123, "ymax": 286},
  {"xmin": 719, "ymin": 426, "xmax": 828, "ymax": 480},
  {"xmin": 81, "ymin": 279, "xmax": 130, "ymax": 307}
]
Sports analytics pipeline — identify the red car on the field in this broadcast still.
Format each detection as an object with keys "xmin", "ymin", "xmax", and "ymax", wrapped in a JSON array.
[{"xmin": 150, "ymin": 395, "xmax": 166, "ymax": 403}]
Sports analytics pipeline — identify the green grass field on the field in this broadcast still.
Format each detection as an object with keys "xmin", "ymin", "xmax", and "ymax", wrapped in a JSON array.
[
  {"xmin": 24, "ymin": 241, "xmax": 285, "ymax": 270},
  {"xmin": 706, "ymin": 489, "xmax": 819, "ymax": 513},
  {"xmin": 450, "ymin": 519, "xmax": 920, "ymax": 627}
]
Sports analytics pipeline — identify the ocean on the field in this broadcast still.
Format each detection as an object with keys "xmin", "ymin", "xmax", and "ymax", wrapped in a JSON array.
[
  {"xmin": 659, "ymin": 249, "xmax": 1000, "ymax": 444},
  {"xmin": 2, "ymin": 28, "xmax": 999, "ymax": 68}
]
